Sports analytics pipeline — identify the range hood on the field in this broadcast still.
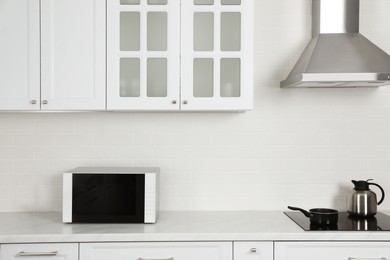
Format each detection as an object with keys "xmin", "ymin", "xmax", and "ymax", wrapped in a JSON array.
[{"xmin": 281, "ymin": 0, "xmax": 390, "ymax": 88}]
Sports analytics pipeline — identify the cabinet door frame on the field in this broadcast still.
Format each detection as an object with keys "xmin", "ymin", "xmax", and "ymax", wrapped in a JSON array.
[
  {"xmin": 40, "ymin": 0, "xmax": 106, "ymax": 111},
  {"xmin": 0, "ymin": 0, "xmax": 40, "ymax": 111},
  {"xmin": 180, "ymin": 0, "xmax": 253, "ymax": 111},
  {"xmin": 107, "ymin": 1, "xmax": 181, "ymax": 111}
]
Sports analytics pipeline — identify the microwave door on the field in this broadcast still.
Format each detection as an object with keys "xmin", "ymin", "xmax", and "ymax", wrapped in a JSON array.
[{"xmin": 72, "ymin": 174, "xmax": 145, "ymax": 223}]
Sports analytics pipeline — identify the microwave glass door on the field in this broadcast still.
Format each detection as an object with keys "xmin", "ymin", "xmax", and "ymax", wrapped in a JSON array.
[{"xmin": 72, "ymin": 174, "xmax": 145, "ymax": 223}]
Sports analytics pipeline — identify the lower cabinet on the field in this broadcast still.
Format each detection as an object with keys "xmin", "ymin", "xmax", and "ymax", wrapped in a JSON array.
[
  {"xmin": 80, "ymin": 242, "xmax": 233, "ymax": 260},
  {"xmin": 274, "ymin": 242, "xmax": 390, "ymax": 260},
  {"xmin": 234, "ymin": 242, "xmax": 273, "ymax": 260},
  {"xmin": 0, "ymin": 243, "xmax": 78, "ymax": 260},
  {"xmin": 2, "ymin": 241, "xmax": 389, "ymax": 260}
]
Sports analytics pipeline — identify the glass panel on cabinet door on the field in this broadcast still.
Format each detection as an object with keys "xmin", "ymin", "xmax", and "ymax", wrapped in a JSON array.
[
  {"xmin": 120, "ymin": 12, "xmax": 140, "ymax": 51},
  {"xmin": 193, "ymin": 58, "xmax": 214, "ymax": 97},
  {"xmin": 194, "ymin": 0, "xmax": 214, "ymax": 4},
  {"xmin": 120, "ymin": 0, "xmax": 140, "ymax": 4},
  {"xmin": 220, "ymin": 58, "xmax": 240, "ymax": 97},
  {"xmin": 147, "ymin": 58, "xmax": 167, "ymax": 97},
  {"xmin": 221, "ymin": 12, "xmax": 241, "ymax": 51},
  {"xmin": 221, "ymin": 0, "xmax": 241, "ymax": 5},
  {"xmin": 147, "ymin": 12, "xmax": 167, "ymax": 51},
  {"xmin": 120, "ymin": 58, "xmax": 140, "ymax": 97},
  {"xmin": 194, "ymin": 12, "xmax": 214, "ymax": 51},
  {"xmin": 148, "ymin": 0, "xmax": 168, "ymax": 4}
]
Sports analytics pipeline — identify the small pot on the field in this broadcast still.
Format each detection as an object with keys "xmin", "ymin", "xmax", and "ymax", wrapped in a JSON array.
[{"xmin": 288, "ymin": 206, "xmax": 339, "ymax": 226}]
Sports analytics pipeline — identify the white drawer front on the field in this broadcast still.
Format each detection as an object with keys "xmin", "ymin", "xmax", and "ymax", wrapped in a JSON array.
[
  {"xmin": 275, "ymin": 242, "xmax": 390, "ymax": 260},
  {"xmin": 0, "ymin": 243, "xmax": 78, "ymax": 260},
  {"xmin": 80, "ymin": 242, "xmax": 232, "ymax": 260},
  {"xmin": 234, "ymin": 242, "xmax": 273, "ymax": 260}
]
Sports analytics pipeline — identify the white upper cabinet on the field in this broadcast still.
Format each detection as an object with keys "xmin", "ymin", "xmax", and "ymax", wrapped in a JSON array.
[
  {"xmin": 181, "ymin": 0, "xmax": 253, "ymax": 111},
  {"xmin": 0, "ymin": 0, "xmax": 40, "ymax": 110},
  {"xmin": 41, "ymin": 0, "xmax": 106, "ymax": 111},
  {"xmin": 0, "ymin": 0, "xmax": 106, "ymax": 111},
  {"xmin": 107, "ymin": 0, "xmax": 253, "ymax": 111},
  {"xmin": 1, "ymin": 0, "xmax": 251, "ymax": 112},
  {"xmin": 107, "ymin": 0, "xmax": 181, "ymax": 111}
]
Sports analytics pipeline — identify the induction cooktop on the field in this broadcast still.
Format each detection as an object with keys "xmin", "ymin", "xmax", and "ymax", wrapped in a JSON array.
[{"xmin": 284, "ymin": 211, "xmax": 390, "ymax": 231}]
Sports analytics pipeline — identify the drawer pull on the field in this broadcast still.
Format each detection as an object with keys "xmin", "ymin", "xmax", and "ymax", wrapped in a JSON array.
[
  {"xmin": 138, "ymin": 258, "xmax": 174, "ymax": 260},
  {"xmin": 348, "ymin": 257, "xmax": 387, "ymax": 260},
  {"xmin": 18, "ymin": 251, "xmax": 58, "ymax": 257}
]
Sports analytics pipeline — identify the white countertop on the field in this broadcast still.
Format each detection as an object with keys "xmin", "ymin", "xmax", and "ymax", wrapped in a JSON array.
[{"xmin": 1, "ymin": 211, "xmax": 390, "ymax": 243}]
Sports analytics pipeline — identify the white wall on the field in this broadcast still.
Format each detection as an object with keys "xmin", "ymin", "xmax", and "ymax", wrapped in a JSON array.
[{"xmin": 1, "ymin": 0, "xmax": 390, "ymax": 212}]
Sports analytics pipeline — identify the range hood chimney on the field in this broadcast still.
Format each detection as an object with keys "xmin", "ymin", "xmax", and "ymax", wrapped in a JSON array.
[{"xmin": 281, "ymin": 0, "xmax": 390, "ymax": 88}]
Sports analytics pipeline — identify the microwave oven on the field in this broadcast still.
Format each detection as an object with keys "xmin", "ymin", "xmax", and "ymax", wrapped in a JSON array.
[{"xmin": 63, "ymin": 167, "xmax": 159, "ymax": 223}]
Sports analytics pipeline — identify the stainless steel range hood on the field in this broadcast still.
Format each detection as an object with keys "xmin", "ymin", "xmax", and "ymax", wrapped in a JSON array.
[{"xmin": 281, "ymin": 0, "xmax": 390, "ymax": 88}]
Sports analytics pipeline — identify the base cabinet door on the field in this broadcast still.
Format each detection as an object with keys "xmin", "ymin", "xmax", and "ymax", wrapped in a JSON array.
[
  {"xmin": 0, "ymin": 243, "xmax": 78, "ymax": 260},
  {"xmin": 275, "ymin": 242, "xmax": 390, "ymax": 260},
  {"xmin": 80, "ymin": 242, "xmax": 232, "ymax": 260},
  {"xmin": 234, "ymin": 242, "xmax": 273, "ymax": 260}
]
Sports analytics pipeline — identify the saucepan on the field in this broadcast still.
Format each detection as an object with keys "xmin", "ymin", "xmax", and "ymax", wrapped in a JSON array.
[{"xmin": 288, "ymin": 206, "xmax": 339, "ymax": 226}]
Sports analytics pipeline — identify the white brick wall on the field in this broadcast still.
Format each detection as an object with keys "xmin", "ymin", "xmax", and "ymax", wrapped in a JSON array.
[{"xmin": 0, "ymin": 0, "xmax": 390, "ymax": 212}]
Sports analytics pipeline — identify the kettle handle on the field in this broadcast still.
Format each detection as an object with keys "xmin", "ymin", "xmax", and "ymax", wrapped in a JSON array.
[{"xmin": 369, "ymin": 182, "xmax": 385, "ymax": 205}]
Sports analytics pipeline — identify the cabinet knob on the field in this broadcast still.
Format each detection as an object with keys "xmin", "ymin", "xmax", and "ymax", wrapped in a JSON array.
[
  {"xmin": 250, "ymin": 248, "xmax": 257, "ymax": 253},
  {"xmin": 42, "ymin": 100, "xmax": 48, "ymax": 105},
  {"xmin": 183, "ymin": 100, "xmax": 188, "ymax": 105},
  {"xmin": 30, "ymin": 100, "xmax": 37, "ymax": 105}
]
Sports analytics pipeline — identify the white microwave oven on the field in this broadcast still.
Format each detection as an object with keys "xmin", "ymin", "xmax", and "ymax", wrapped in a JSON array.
[{"xmin": 63, "ymin": 167, "xmax": 159, "ymax": 223}]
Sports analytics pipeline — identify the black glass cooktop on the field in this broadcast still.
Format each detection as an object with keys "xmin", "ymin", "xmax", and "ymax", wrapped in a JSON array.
[{"xmin": 284, "ymin": 212, "xmax": 390, "ymax": 231}]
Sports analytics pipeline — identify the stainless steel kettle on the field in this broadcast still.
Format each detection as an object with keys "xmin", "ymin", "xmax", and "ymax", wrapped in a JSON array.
[{"xmin": 347, "ymin": 179, "xmax": 385, "ymax": 217}]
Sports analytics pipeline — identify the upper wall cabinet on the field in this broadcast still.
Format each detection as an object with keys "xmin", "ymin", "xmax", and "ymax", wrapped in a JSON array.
[
  {"xmin": 0, "ymin": 0, "xmax": 40, "ymax": 110},
  {"xmin": 107, "ymin": 0, "xmax": 253, "ymax": 111},
  {"xmin": 41, "ymin": 0, "xmax": 106, "ymax": 111},
  {"xmin": 0, "ymin": 0, "xmax": 106, "ymax": 111},
  {"xmin": 181, "ymin": 0, "xmax": 253, "ymax": 111},
  {"xmin": 107, "ymin": 0, "xmax": 181, "ymax": 111}
]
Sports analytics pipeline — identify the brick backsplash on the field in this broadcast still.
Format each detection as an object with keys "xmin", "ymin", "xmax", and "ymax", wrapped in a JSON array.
[{"xmin": 0, "ymin": 0, "xmax": 390, "ymax": 212}]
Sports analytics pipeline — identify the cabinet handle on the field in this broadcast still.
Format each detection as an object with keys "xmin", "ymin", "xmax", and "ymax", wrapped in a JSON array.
[
  {"xmin": 30, "ymin": 100, "xmax": 37, "ymax": 105},
  {"xmin": 138, "ymin": 258, "xmax": 174, "ymax": 260},
  {"xmin": 250, "ymin": 248, "xmax": 257, "ymax": 253},
  {"xmin": 42, "ymin": 100, "xmax": 48, "ymax": 105},
  {"xmin": 18, "ymin": 251, "xmax": 58, "ymax": 257},
  {"xmin": 348, "ymin": 257, "xmax": 387, "ymax": 260},
  {"xmin": 183, "ymin": 100, "xmax": 188, "ymax": 105},
  {"xmin": 172, "ymin": 100, "xmax": 177, "ymax": 104}
]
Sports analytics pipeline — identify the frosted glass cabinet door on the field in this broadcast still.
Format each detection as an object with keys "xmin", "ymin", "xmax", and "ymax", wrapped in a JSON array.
[
  {"xmin": 181, "ymin": 0, "xmax": 253, "ymax": 111},
  {"xmin": 0, "ymin": 0, "xmax": 40, "ymax": 110},
  {"xmin": 40, "ymin": 0, "xmax": 106, "ymax": 111},
  {"xmin": 107, "ymin": 0, "xmax": 181, "ymax": 110}
]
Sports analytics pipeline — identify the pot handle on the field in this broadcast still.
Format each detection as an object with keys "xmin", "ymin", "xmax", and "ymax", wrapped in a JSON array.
[
  {"xmin": 287, "ymin": 206, "xmax": 312, "ymax": 218},
  {"xmin": 369, "ymin": 182, "xmax": 385, "ymax": 205}
]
